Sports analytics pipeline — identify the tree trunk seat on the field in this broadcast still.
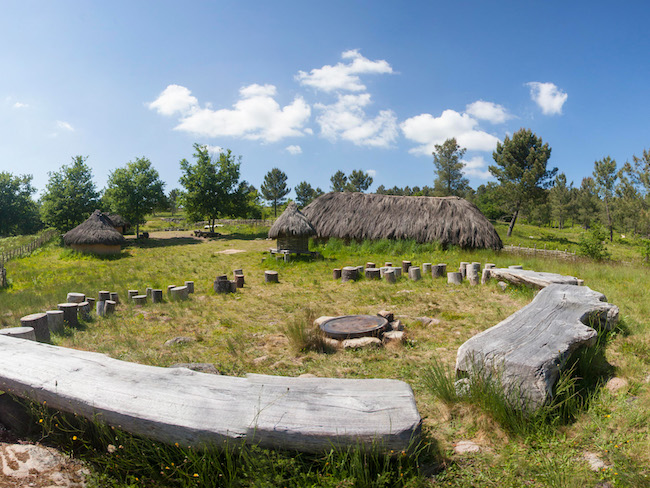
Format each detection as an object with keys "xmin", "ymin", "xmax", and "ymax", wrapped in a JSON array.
[{"xmin": 486, "ymin": 267, "xmax": 580, "ymax": 289}]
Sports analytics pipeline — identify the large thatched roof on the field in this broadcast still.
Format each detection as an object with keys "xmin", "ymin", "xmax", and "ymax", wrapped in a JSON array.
[
  {"xmin": 268, "ymin": 202, "xmax": 316, "ymax": 238},
  {"xmin": 64, "ymin": 210, "xmax": 126, "ymax": 246},
  {"xmin": 301, "ymin": 192, "xmax": 503, "ymax": 250},
  {"xmin": 106, "ymin": 213, "xmax": 128, "ymax": 228}
]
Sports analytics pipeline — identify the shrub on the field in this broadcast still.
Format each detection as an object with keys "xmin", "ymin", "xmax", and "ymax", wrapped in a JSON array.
[{"xmin": 577, "ymin": 224, "xmax": 611, "ymax": 260}]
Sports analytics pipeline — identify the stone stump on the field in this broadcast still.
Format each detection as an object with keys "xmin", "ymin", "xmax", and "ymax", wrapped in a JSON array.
[
  {"xmin": 20, "ymin": 313, "xmax": 50, "ymax": 342},
  {"xmin": 333, "ymin": 268, "xmax": 342, "ymax": 279},
  {"xmin": 133, "ymin": 295, "xmax": 147, "ymax": 306},
  {"xmin": 0, "ymin": 327, "xmax": 36, "ymax": 341},
  {"xmin": 185, "ymin": 281, "xmax": 195, "ymax": 293},
  {"xmin": 235, "ymin": 275, "xmax": 245, "ymax": 288},
  {"xmin": 128, "ymin": 290, "xmax": 139, "ymax": 300},
  {"xmin": 422, "ymin": 263, "xmax": 432, "ymax": 275},
  {"xmin": 46, "ymin": 310, "xmax": 64, "ymax": 334},
  {"xmin": 98, "ymin": 291, "xmax": 110, "ymax": 301},
  {"xmin": 365, "ymin": 268, "xmax": 381, "ymax": 279},
  {"xmin": 448, "ymin": 272, "xmax": 463, "ymax": 285},
  {"xmin": 384, "ymin": 269, "xmax": 396, "ymax": 284},
  {"xmin": 66, "ymin": 292, "xmax": 85, "ymax": 304},
  {"xmin": 264, "ymin": 271, "xmax": 279, "ymax": 283},
  {"xmin": 432, "ymin": 264, "xmax": 447, "ymax": 278},
  {"xmin": 170, "ymin": 286, "xmax": 189, "ymax": 301},
  {"xmin": 401, "ymin": 261, "xmax": 412, "ymax": 274},
  {"xmin": 341, "ymin": 266, "xmax": 359, "ymax": 282},
  {"xmin": 152, "ymin": 289, "xmax": 163, "ymax": 303},
  {"xmin": 110, "ymin": 292, "xmax": 119, "ymax": 304},
  {"xmin": 408, "ymin": 266, "xmax": 422, "ymax": 281},
  {"xmin": 58, "ymin": 303, "xmax": 78, "ymax": 327},
  {"xmin": 77, "ymin": 301, "xmax": 91, "ymax": 320}
]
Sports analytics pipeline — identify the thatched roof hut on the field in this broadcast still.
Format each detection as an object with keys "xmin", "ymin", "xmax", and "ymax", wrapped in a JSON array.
[
  {"xmin": 106, "ymin": 213, "xmax": 129, "ymax": 234},
  {"xmin": 302, "ymin": 192, "xmax": 503, "ymax": 250},
  {"xmin": 64, "ymin": 210, "xmax": 126, "ymax": 255},
  {"xmin": 268, "ymin": 202, "xmax": 316, "ymax": 252}
]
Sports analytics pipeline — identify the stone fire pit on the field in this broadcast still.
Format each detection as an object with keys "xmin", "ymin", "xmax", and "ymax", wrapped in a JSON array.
[{"xmin": 319, "ymin": 315, "xmax": 389, "ymax": 340}]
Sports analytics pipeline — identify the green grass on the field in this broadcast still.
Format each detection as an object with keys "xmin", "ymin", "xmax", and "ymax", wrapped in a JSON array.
[{"xmin": 1, "ymin": 224, "xmax": 649, "ymax": 486}]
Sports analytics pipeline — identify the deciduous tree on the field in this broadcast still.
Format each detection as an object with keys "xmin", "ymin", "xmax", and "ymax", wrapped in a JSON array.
[
  {"xmin": 0, "ymin": 172, "xmax": 40, "ymax": 236},
  {"xmin": 260, "ymin": 168, "xmax": 291, "ymax": 217}
]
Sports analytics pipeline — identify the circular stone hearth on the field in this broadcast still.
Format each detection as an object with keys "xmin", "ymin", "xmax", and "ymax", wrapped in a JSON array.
[{"xmin": 319, "ymin": 315, "xmax": 389, "ymax": 340}]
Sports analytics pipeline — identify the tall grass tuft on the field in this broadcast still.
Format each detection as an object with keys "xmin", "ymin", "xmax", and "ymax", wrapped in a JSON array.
[{"xmin": 284, "ymin": 306, "xmax": 334, "ymax": 353}]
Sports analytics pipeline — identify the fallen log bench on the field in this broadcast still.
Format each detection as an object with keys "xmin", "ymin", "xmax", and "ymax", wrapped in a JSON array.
[
  {"xmin": 0, "ymin": 337, "xmax": 421, "ymax": 453},
  {"xmin": 484, "ymin": 267, "xmax": 580, "ymax": 289},
  {"xmin": 455, "ymin": 284, "xmax": 619, "ymax": 410}
]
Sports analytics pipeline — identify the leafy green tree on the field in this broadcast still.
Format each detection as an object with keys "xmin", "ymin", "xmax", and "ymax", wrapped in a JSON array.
[
  {"xmin": 489, "ymin": 128, "xmax": 556, "ymax": 237},
  {"xmin": 104, "ymin": 157, "xmax": 166, "ymax": 238},
  {"xmin": 574, "ymin": 177, "xmax": 600, "ymax": 230},
  {"xmin": 346, "ymin": 169, "xmax": 373, "ymax": 192},
  {"xmin": 40, "ymin": 156, "xmax": 100, "ymax": 232},
  {"xmin": 330, "ymin": 170, "xmax": 348, "ymax": 192},
  {"xmin": 179, "ymin": 144, "xmax": 246, "ymax": 230},
  {"xmin": 432, "ymin": 138, "xmax": 469, "ymax": 196},
  {"xmin": 614, "ymin": 162, "xmax": 643, "ymax": 235},
  {"xmin": 294, "ymin": 181, "xmax": 323, "ymax": 208},
  {"xmin": 0, "ymin": 172, "xmax": 40, "ymax": 236},
  {"xmin": 578, "ymin": 223, "xmax": 611, "ymax": 260},
  {"xmin": 232, "ymin": 181, "xmax": 263, "ymax": 219},
  {"xmin": 168, "ymin": 188, "xmax": 181, "ymax": 216},
  {"xmin": 549, "ymin": 173, "xmax": 573, "ymax": 229},
  {"xmin": 593, "ymin": 156, "xmax": 617, "ymax": 242},
  {"xmin": 260, "ymin": 168, "xmax": 291, "ymax": 217}
]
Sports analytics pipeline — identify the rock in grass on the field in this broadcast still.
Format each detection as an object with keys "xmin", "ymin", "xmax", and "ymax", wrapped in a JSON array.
[
  {"xmin": 377, "ymin": 310, "xmax": 394, "ymax": 322},
  {"xmin": 383, "ymin": 330, "xmax": 405, "ymax": 344},
  {"xmin": 454, "ymin": 440, "xmax": 481, "ymax": 454},
  {"xmin": 605, "ymin": 377, "xmax": 628, "ymax": 393},
  {"xmin": 0, "ymin": 442, "xmax": 88, "ymax": 485},
  {"xmin": 164, "ymin": 336, "xmax": 196, "ymax": 346},
  {"xmin": 314, "ymin": 316, "xmax": 335, "ymax": 327},
  {"xmin": 342, "ymin": 337, "xmax": 382, "ymax": 349}
]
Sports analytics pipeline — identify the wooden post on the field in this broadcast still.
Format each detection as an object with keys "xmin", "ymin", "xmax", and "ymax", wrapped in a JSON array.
[
  {"xmin": 184, "ymin": 281, "xmax": 195, "ymax": 293},
  {"xmin": 459, "ymin": 262, "xmax": 469, "ymax": 279},
  {"xmin": 133, "ymin": 295, "xmax": 147, "ymax": 306},
  {"xmin": 401, "ymin": 261, "xmax": 412, "ymax": 274},
  {"xmin": 341, "ymin": 266, "xmax": 359, "ymax": 282},
  {"xmin": 384, "ymin": 262, "xmax": 392, "ymax": 267},
  {"xmin": 128, "ymin": 290, "xmax": 139, "ymax": 299},
  {"xmin": 432, "ymin": 264, "xmax": 446, "ymax": 278},
  {"xmin": 20, "ymin": 313, "xmax": 50, "ymax": 343},
  {"xmin": 230, "ymin": 281, "xmax": 237, "ymax": 293},
  {"xmin": 471, "ymin": 262, "xmax": 481, "ymax": 274},
  {"xmin": 384, "ymin": 269, "xmax": 396, "ymax": 284},
  {"xmin": 264, "ymin": 271, "xmax": 279, "ymax": 283},
  {"xmin": 447, "ymin": 272, "xmax": 463, "ymax": 285},
  {"xmin": 98, "ymin": 291, "xmax": 110, "ymax": 301},
  {"xmin": 46, "ymin": 310, "xmax": 64, "ymax": 334},
  {"xmin": 235, "ymin": 275, "xmax": 245, "ymax": 288},
  {"xmin": 233, "ymin": 269, "xmax": 243, "ymax": 277},
  {"xmin": 408, "ymin": 266, "xmax": 421, "ymax": 281},
  {"xmin": 66, "ymin": 292, "xmax": 85, "ymax": 303},
  {"xmin": 422, "ymin": 263, "xmax": 432, "ymax": 275},
  {"xmin": 467, "ymin": 268, "xmax": 479, "ymax": 286},
  {"xmin": 110, "ymin": 292, "xmax": 119, "ymax": 304},
  {"xmin": 485, "ymin": 263, "xmax": 496, "ymax": 269},
  {"xmin": 365, "ymin": 268, "xmax": 381, "ymax": 279},
  {"xmin": 96, "ymin": 301, "xmax": 106, "ymax": 317},
  {"xmin": 0, "ymin": 327, "xmax": 36, "ymax": 340},
  {"xmin": 105, "ymin": 300, "xmax": 116, "ymax": 315},
  {"xmin": 366, "ymin": 262, "xmax": 376, "ymax": 269},
  {"xmin": 86, "ymin": 297, "xmax": 96, "ymax": 310},
  {"xmin": 152, "ymin": 289, "xmax": 163, "ymax": 303},
  {"xmin": 481, "ymin": 268, "xmax": 491, "ymax": 285},
  {"xmin": 167, "ymin": 285, "xmax": 176, "ymax": 297},
  {"xmin": 78, "ymin": 301, "xmax": 91, "ymax": 320},
  {"xmin": 58, "ymin": 303, "xmax": 78, "ymax": 327},
  {"xmin": 146, "ymin": 287, "xmax": 153, "ymax": 300},
  {"xmin": 333, "ymin": 268, "xmax": 342, "ymax": 279}
]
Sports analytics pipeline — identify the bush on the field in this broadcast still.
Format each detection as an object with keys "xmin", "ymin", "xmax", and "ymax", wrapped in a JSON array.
[{"xmin": 577, "ymin": 224, "xmax": 611, "ymax": 260}]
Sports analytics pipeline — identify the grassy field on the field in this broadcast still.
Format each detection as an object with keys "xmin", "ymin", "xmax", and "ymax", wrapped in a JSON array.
[{"xmin": 1, "ymin": 223, "xmax": 649, "ymax": 487}]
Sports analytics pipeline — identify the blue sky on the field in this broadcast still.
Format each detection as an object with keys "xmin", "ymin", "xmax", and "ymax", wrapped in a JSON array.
[{"xmin": 2, "ymin": 1, "xmax": 650, "ymax": 199}]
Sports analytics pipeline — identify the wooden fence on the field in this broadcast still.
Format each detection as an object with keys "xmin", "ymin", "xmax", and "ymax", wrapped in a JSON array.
[
  {"xmin": 503, "ymin": 244, "xmax": 577, "ymax": 260},
  {"xmin": 0, "ymin": 230, "xmax": 59, "ymax": 287}
]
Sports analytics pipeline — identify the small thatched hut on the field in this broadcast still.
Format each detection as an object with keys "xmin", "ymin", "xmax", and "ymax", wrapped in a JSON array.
[
  {"xmin": 64, "ymin": 210, "xmax": 126, "ymax": 255},
  {"xmin": 302, "ymin": 192, "xmax": 503, "ymax": 250},
  {"xmin": 106, "ymin": 213, "xmax": 129, "ymax": 234},
  {"xmin": 268, "ymin": 202, "xmax": 316, "ymax": 252}
]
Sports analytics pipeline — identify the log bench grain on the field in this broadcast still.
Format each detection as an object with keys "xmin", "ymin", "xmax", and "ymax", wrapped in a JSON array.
[
  {"xmin": 0, "ymin": 336, "xmax": 421, "ymax": 453},
  {"xmin": 485, "ymin": 267, "xmax": 580, "ymax": 289},
  {"xmin": 455, "ymin": 284, "xmax": 619, "ymax": 410}
]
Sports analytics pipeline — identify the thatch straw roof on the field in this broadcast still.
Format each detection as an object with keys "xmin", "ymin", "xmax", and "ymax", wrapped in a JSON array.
[
  {"xmin": 302, "ymin": 192, "xmax": 503, "ymax": 250},
  {"xmin": 64, "ymin": 210, "xmax": 126, "ymax": 246},
  {"xmin": 268, "ymin": 202, "xmax": 316, "ymax": 238},
  {"xmin": 106, "ymin": 213, "xmax": 128, "ymax": 228}
]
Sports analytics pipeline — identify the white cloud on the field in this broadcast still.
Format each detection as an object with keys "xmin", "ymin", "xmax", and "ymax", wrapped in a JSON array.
[
  {"xmin": 366, "ymin": 169, "xmax": 377, "ymax": 178},
  {"xmin": 152, "ymin": 83, "xmax": 312, "ymax": 143},
  {"xmin": 286, "ymin": 145, "xmax": 302, "ymax": 155},
  {"xmin": 466, "ymin": 100, "xmax": 512, "ymax": 123},
  {"xmin": 204, "ymin": 144, "xmax": 223, "ymax": 155},
  {"xmin": 315, "ymin": 93, "xmax": 398, "ymax": 148},
  {"xmin": 295, "ymin": 49, "xmax": 393, "ymax": 93},
  {"xmin": 56, "ymin": 120, "xmax": 74, "ymax": 132},
  {"xmin": 13, "ymin": 102, "xmax": 28, "ymax": 109},
  {"xmin": 401, "ymin": 109, "xmax": 499, "ymax": 155},
  {"xmin": 526, "ymin": 82, "xmax": 568, "ymax": 115},
  {"xmin": 148, "ymin": 84, "xmax": 198, "ymax": 116},
  {"xmin": 462, "ymin": 156, "xmax": 492, "ymax": 180}
]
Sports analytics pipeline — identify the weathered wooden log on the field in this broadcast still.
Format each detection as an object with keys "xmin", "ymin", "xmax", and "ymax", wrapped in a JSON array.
[
  {"xmin": 384, "ymin": 262, "xmax": 392, "ymax": 267},
  {"xmin": 431, "ymin": 264, "xmax": 446, "ymax": 278},
  {"xmin": 0, "ymin": 327, "xmax": 36, "ymax": 341},
  {"xmin": 0, "ymin": 336, "xmax": 421, "ymax": 453},
  {"xmin": 456, "ymin": 284, "xmax": 619, "ymax": 410},
  {"xmin": 58, "ymin": 303, "xmax": 78, "ymax": 327},
  {"xmin": 233, "ymin": 269, "xmax": 243, "ymax": 277},
  {"xmin": 422, "ymin": 263, "xmax": 432, "ymax": 275},
  {"xmin": 170, "ymin": 286, "xmax": 189, "ymax": 301},
  {"xmin": 365, "ymin": 268, "xmax": 381, "ymax": 280},
  {"xmin": 365, "ymin": 262, "xmax": 376, "ymax": 269},
  {"xmin": 383, "ymin": 269, "xmax": 396, "ymax": 284},
  {"xmin": 96, "ymin": 301, "xmax": 106, "ymax": 317},
  {"xmin": 184, "ymin": 281, "xmax": 195, "ymax": 293},
  {"xmin": 105, "ymin": 300, "xmax": 116, "ymax": 315},
  {"xmin": 466, "ymin": 267, "xmax": 479, "ymax": 286},
  {"xmin": 235, "ymin": 275, "xmax": 245, "ymax": 288},
  {"xmin": 214, "ymin": 277, "xmax": 232, "ymax": 293},
  {"xmin": 66, "ymin": 292, "xmax": 85, "ymax": 304},
  {"xmin": 128, "ymin": 290, "xmax": 139, "ymax": 299},
  {"xmin": 46, "ymin": 310, "xmax": 64, "ymax": 334},
  {"xmin": 488, "ymin": 268, "xmax": 580, "ymax": 289},
  {"xmin": 77, "ymin": 301, "xmax": 91, "ymax": 320},
  {"xmin": 167, "ymin": 285, "xmax": 176, "ymax": 297},
  {"xmin": 110, "ymin": 292, "xmax": 119, "ymax": 304},
  {"xmin": 146, "ymin": 287, "xmax": 153, "ymax": 300},
  {"xmin": 485, "ymin": 263, "xmax": 496, "ymax": 269},
  {"xmin": 20, "ymin": 313, "xmax": 50, "ymax": 343},
  {"xmin": 333, "ymin": 268, "xmax": 342, "ymax": 279},
  {"xmin": 152, "ymin": 289, "xmax": 163, "ymax": 303},
  {"xmin": 481, "ymin": 268, "xmax": 491, "ymax": 285},
  {"xmin": 355, "ymin": 265, "xmax": 365, "ymax": 275},
  {"xmin": 471, "ymin": 262, "xmax": 481, "ymax": 274},
  {"xmin": 459, "ymin": 262, "xmax": 469, "ymax": 278},
  {"xmin": 509, "ymin": 265, "xmax": 523, "ymax": 270},
  {"xmin": 401, "ymin": 261, "xmax": 412, "ymax": 274},
  {"xmin": 447, "ymin": 272, "xmax": 462, "ymax": 285},
  {"xmin": 341, "ymin": 266, "xmax": 359, "ymax": 282},
  {"xmin": 230, "ymin": 281, "xmax": 237, "ymax": 293},
  {"xmin": 98, "ymin": 291, "xmax": 111, "ymax": 301},
  {"xmin": 86, "ymin": 297, "xmax": 95, "ymax": 309},
  {"xmin": 264, "ymin": 271, "xmax": 279, "ymax": 283},
  {"xmin": 408, "ymin": 266, "xmax": 421, "ymax": 281},
  {"xmin": 133, "ymin": 295, "xmax": 147, "ymax": 306}
]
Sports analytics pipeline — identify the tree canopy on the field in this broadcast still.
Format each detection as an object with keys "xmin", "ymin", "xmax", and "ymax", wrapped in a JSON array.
[
  {"xmin": 294, "ymin": 181, "xmax": 323, "ymax": 208},
  {"xmin": 0, "ymin": 172, "xmax": 40, "ymax": 236},
  {"xmin": 489, "ymin": 128, "xmax": 556, "ymax": 236},
  {"xmin": 432, "ymin": 138, "xmax": 469, "ymax": 196},
  {"xmin": 330, "ymin": 171, "xmax": 348, "ymax": 192},
  {"xmin": 260, "ymin": 168, "xmax": 291, "ymax": 217},
  {"xmin": 593, "ymin": 156, "xmax": 617, "ymax": 242},
  {"xmin": 346, "ymin": 169, "xmax": 373, "ymax": 192},
  {"xmin": 103, "ymin": 157, "xmax": 166, "ymax": 238},
  {"xmin": 40, "ymin": 156, "xmax": 100, "ymax": 232}
]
